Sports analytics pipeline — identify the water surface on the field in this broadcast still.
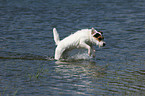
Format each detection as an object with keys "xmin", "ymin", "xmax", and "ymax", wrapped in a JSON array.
[{"xmin": 0, "ymin": 0, "xmax": 145, "ymax": 95}]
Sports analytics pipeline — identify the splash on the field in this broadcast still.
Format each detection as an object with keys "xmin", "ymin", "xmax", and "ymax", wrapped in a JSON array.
[
  {"xmin": 63, "ymin": 49, "xmax": 93, "ymax": 61},
  {"xmin": 70, "ymin": 52, "xmax": 92, "ymax": 60}
]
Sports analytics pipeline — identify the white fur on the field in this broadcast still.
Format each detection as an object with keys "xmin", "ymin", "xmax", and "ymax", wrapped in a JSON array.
[{"xmin": 53, "ymin": 28, "xmax": 105, "ymax": 60}]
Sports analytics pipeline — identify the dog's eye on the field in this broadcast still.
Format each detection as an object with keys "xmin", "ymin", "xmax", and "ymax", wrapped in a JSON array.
[
  {"xmin": 93, "ymin": 33, "xmax": 100, "ymax": 38},
  {"xmin": 98, "ymin": 37, "xmax": 102, "ymax": 41},
  {"xmin": 98, "ymin": 37, "xmax": 104, "ymax": 41}
]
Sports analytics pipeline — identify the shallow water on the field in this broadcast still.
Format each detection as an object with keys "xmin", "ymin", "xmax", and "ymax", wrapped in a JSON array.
[{"xmin": 0, "ymin": 0, "xmax": 145, "ymax": 95}]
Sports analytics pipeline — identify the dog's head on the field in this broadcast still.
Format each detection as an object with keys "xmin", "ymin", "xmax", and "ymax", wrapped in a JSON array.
[{"xmin": 91, "ymin": 28, "xmax": 106, "ymax": 47}]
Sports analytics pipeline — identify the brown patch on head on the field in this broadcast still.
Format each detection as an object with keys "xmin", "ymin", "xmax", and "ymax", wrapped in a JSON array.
[
  {"xmin": 93, "ymin": 33, "xmax": 100, "ymax": 38},
  {"xmin": 97, "ymin": 36, "xmax": 104, "ymax": 42},
  {"xmin": 91, "ymin": 28, "xmax": 104, "ymax": 42},
  {"xmin": 93, "ymin": 35, "xmax": 104, "ymax": 42}
]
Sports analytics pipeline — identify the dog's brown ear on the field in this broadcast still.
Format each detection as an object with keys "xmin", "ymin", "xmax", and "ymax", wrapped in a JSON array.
[{"xmin": 93, "ymin": 33, "xmax": 100, "ymax": 38}]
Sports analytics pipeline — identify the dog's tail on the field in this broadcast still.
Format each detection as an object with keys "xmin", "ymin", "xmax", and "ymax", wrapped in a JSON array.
[{"xmin": 53, "ymin": 28, "xmax": 60, "ymax": 45}]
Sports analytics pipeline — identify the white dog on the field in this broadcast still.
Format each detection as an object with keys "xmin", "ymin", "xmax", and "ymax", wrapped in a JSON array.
[{"xmin": 53, "ymin": 28, "xmax": 106, "ymax": 60}]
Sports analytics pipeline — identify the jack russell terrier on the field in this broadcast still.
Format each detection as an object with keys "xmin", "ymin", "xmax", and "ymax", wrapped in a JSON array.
[{"xmin": 53, "ymin": 28, "xmax": 106, "ymax": 60}]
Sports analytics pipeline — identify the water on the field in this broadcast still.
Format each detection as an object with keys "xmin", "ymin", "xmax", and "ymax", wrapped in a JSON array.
[{"xmin": 0, "ymin": 0, "xmax": 145, "ymax": 95}]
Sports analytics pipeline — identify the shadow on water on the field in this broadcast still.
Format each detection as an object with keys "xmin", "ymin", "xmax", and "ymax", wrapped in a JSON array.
[
  {"xmin": 0, "ymin": 51, "xmax": 54, "ymax": 61},
  {"xmin": 0, "ymin": 50, "xmax": 98, "ymax": 61}
]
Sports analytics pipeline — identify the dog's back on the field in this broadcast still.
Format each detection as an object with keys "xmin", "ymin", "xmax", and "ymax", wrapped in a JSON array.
[{"xmin": 57, "ymin": 29, "xmax": 91, "ymax": 48}]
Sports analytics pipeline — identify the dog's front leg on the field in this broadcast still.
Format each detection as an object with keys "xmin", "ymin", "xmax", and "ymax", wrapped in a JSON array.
[
  {"xmin": 80, "ymin": 42, "xmax": 92, "ymax": 56},
  {"xmin": 91, "ymin": 46, "xmax": 96, "ymax": 57}
]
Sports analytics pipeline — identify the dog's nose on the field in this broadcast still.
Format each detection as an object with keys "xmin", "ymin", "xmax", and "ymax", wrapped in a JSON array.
[{"xmin": 103, "ymin": 43, "xmax": 106, "ymax": 46}]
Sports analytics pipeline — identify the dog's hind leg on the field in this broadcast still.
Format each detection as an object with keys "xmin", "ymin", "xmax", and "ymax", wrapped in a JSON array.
[{"xmin": 54, "ymin": 46, "xmax": 65, "ymax": 60}]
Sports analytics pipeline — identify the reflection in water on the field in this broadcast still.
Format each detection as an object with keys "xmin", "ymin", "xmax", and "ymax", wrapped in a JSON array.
[
  {"xmin": 54, "ymin": 60, "xmax": 107, "ymax": 95},
  {"xmin": 53, "ymin": 61, "xmax": 145, "ymax": 95}
]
